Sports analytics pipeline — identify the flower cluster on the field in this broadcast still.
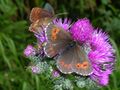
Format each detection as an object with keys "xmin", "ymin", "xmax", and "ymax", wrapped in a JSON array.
[{"xmin": 24, "ymin": 17, "xmax": 115, "ymax": 89}]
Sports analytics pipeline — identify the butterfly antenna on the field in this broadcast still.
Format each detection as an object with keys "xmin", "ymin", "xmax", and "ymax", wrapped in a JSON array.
[
  {"xmin": 43, "ymin": 3, "xmax": 68, "ymax": 17},
  {"xmin": 54, "ymin": 12, "xmax": 68, "ymax": 17},
  {"xmin": 68, "ymin": 21, "xmax": 74, "ymax": 29}
]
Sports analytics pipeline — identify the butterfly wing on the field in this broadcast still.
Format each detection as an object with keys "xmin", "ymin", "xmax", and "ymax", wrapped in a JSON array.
[
  {"xmin": 56, "ymin": 46, "xmax": 75, "ymax": 74},
  {"xmin": 71, "ymin": 45, "xmax": 93, "ymax": 76},
  {"xmin": 44, "ymin": 23, "xmax": 72, "ymax": 57},
  {"xmin": 29, "ymin": 6, "xmax": 55, "ymax": 57},
  {"xmin": 57, "ymin": 44, "xmax": 93, "ymax": 76},
  {"xmin": 30, "ymin": 7, "xmax": 53, "ymax": 23},
  {"xmin": 44, "ymin": 3, "xmax": 55, "ymax": 15},
  {"xmin": 29, "ymin": 18, "xmax": 51, "ymax": 34},
  {"xmin": 29, "ymin": 7, "xmax": 54, "ymax": 34}
]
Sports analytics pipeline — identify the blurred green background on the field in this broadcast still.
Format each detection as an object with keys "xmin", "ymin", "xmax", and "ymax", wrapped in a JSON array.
[{"xmin": 0, "ymin": 0, "xmax": 120, "ymax": 90}]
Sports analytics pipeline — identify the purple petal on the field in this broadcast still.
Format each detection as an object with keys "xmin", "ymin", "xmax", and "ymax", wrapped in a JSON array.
[
  {"xmin": 88, "ymin": 29, "xmax": 115, "ymax": 63},
  {"xmin": 53, "ymin": 18, "xmax": 71, "ymax": 31},
  {"xmin": 70, "ymin": 18, "xmax": 94, "ymax": 43},
  {"xmin": 24, "ymin": 45, "xmax": 36, "ymax": 57},
  {"xmin": 31, "ymin": 66, "xmax": 40, "ymax": 74},
  {"xmin": 52, "ymin": 70, "xmax": 60, "ymax": 77},
  {"xmin": 99, "ymin": 74, "xmax": 109, "ymax": 86}
]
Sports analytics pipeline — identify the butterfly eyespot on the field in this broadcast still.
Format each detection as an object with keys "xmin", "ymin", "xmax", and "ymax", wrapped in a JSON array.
[
  {"xmin": 76, "ymin": 63, "xmax": 81, "ymax": 69},
  {"xmin": 81, "ymin": 61, "xmax": 89, "ymax": 69}
]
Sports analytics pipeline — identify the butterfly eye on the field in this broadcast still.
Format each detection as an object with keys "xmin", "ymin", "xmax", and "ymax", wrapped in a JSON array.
[
  {"xmin": 76, "ymin": 63, "xmax": 81, "ymax": 69},
  {"xmin": 81, "ymin": 61, "xmax": 89, "ymax": 69}
]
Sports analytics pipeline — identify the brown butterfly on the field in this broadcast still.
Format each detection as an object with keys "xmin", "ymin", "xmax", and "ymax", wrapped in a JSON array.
[
  {"xmin": 29, "ymin": 4, "xmax": 55, "ymax": 50},
  {"xmin": 44, "ymin": 23, "xmax": 93, "ymax": 76},
  {"xmin": 29, "ymin": 6, "xmax": 54, "ymax": 34}
]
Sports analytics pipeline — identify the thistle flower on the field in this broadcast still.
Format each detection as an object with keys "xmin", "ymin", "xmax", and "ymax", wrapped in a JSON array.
[
  {"xmin": 88, "ymin": 30, "xmax": 115, "ymax": 86},
  {"xmin": 52, "ymin": 70, "xmax": 60, "ymax": 78},
  {"xmin": 31, "ymin": 66, "xmax": 40, "ymax": 73},
  {"xmin": 70, "ymin": 18, "xmax": 115, "ymax": 86},
  {"xmin": 24, "ymin": 45, "xmax": 36, "ymax": 57},
  {"xmin": 70, "ymin": 18, "xmax": 94, "ymax": 42}
]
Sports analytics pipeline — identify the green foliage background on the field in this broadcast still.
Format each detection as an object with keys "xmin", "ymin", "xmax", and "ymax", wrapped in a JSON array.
[{"xmin": 0, "ymin": 0, "xmax": 120, "ymax": 90}]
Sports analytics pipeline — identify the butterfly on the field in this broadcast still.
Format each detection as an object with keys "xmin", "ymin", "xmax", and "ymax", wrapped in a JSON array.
[
  {"xmin": 29, "ymin": 7, "xmax": 54, "ymax": 33},
  {"xmin": 44, "ymin": 23, "xmax": 93, "ymax": 76},
  {"xmin": 29, "ymin": 3, "xmax": 55, "ymax": 50},
  {"xmin": 29, "ymin": 4, "xmax": 93, "ymax": 76}
]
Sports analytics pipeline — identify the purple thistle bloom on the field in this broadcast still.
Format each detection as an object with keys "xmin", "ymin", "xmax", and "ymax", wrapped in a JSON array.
[
  {"xmin": 70, "ymin": 18, "xmax": 94, "ymax": 43},
  {"xmin": 52, "ymin": 70, "xmax": 60, "ymax": 77},
  {"xmin": 24, "ymin": 45, "xmax": 36, "ymax": 57},
  {"xmin": 31, "ymin": 66, "xmax": 40, "ymax": 74},
  {"xmin": 90, "ymin": 68, "xmax": 111, "ymax": 86},
  {"xmin": 88, "ymin": 29, "xmax": 115, "ymax": 86},
  {"xmin": 70, "ymin": 18, "xmax": 115, "ymax": 86},
  {"xmin": 88, "ymin": 30, "xmax": 115, "ymax": 64},
  {"xmin": 53, "ymin": 18, "xmax": 71, "ymax": 31}
]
